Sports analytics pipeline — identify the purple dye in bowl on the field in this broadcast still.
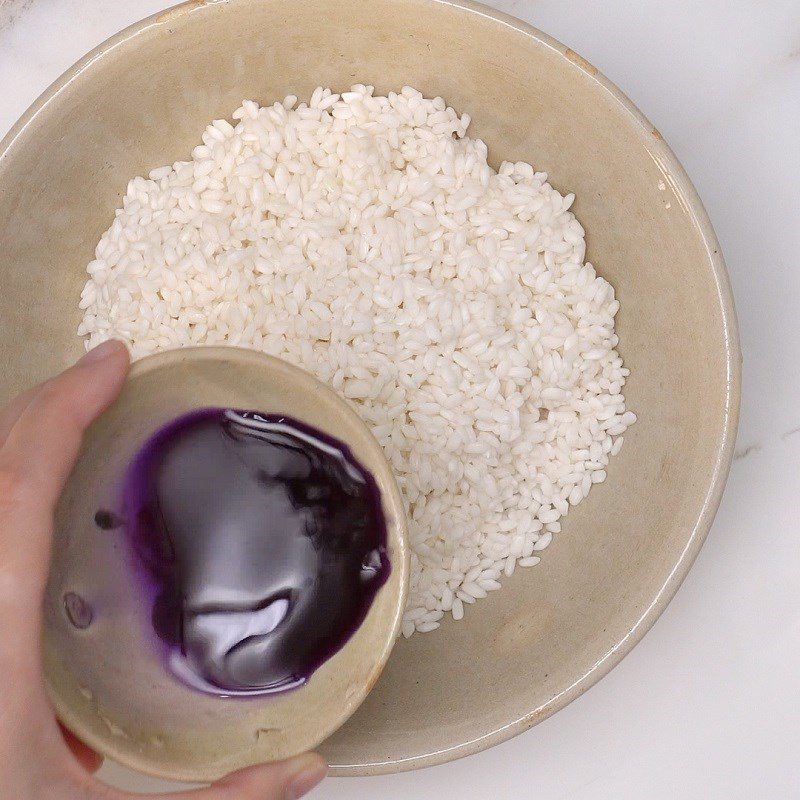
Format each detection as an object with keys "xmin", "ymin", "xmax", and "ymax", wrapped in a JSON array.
[{"xmin": 117, "ymin": 408, "xmax": 390, "ymax": 697}]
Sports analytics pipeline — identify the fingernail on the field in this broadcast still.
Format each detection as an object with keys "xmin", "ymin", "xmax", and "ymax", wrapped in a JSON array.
[
  {"xmin": 79, "ymin": 339, "xmax": 125, "ymax": 366},
  {"xmin": 284, "ymin": 755, "xmax": 328, "ymax": 800}
]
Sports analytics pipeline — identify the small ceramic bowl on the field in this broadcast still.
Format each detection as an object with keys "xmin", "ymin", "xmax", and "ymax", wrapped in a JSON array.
[{"xmin": 43, "ymin": 346, "xmax": 409, "ymax": 782}]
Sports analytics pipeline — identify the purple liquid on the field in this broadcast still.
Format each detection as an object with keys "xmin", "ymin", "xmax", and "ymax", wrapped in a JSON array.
[{"xmin": 120, "ymin": 408, "xmax": 390, "ymax": 696}]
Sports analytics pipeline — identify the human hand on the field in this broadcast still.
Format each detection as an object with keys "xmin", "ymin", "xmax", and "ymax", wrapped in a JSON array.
[{"xmin": 0, "ymin": 340, "xmax": 327, "ymax": 799}]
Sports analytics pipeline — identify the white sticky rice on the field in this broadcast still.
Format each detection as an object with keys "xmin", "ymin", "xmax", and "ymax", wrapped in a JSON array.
[{"xmin": 78, "ymin": 85, "xmax": 636, "ymax": 636}]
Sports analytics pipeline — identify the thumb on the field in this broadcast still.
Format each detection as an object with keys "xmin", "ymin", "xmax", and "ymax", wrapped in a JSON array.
[
  {"xmin": 117, "ymin": 754, "xmax": 328, "ymax": 800},
  {"xmin": 0, "ymin": 339, "xmax": 130, "ymax": 505},
  {"xmin": 0, "ymin": 339, "xmax": 129, "ymax": 626},
  {"xmin": 213, "ymin": 754, "xmax": 328, "ymax": 800}
]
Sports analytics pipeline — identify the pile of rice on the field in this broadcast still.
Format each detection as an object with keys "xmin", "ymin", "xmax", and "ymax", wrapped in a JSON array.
[{"xmin": 78, "ymin": 85, "xmax": 635, "ymax": 637}]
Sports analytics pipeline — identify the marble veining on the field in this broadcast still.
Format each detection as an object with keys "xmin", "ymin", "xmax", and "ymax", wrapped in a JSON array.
[
  {"xmin": 733, "ymin": 443, "xmax": 761, "ymax": 461},
  {"xmin": 0, "ymin": 0, "xmax": 33, "ymax": 32}
]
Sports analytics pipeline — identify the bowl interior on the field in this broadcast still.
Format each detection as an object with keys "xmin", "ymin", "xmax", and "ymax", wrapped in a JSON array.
[
  {"xmin": 44, "ymin": 347, "xmax": 408, "ymax": 781},
  {"xmin": 0, "ymin": 0, "xmax": 738, "ymax": 777}
]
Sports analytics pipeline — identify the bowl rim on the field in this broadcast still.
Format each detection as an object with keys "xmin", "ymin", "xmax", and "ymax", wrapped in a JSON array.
[{"xmin": 0, "ymin": 0, "xmax": 741, "ymax": 778}]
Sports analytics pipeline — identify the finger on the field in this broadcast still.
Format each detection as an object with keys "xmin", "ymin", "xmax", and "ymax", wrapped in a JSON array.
[
  {"xmin": 0, "ymin": 384, "xmax": 42, "ymax": 446},
  {"xmin": 0, "ymin": 339, "xmax": 130, "ymax": 505},
  {"xmin": 212, "ymin": 755, "xmax": 327, "ymax": 800},
  {"xmin": 113, "ymin": 754, "xmax": 328, "ymax": 800},
  {"xmin": 0, "ymin": 340, "xmax": 129, "ymax": 618},
  {"xmin": 59, "ymin": 723, "xmax": 103, "ymax": 774}
]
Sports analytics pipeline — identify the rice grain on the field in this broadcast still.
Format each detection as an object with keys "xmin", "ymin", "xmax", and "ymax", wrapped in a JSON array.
[{"xmin": 78, "ymin": 85, "xmax": 636, "ymax": 635}]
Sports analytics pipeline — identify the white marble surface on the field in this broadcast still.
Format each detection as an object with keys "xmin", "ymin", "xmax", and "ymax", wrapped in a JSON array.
[{"xmin": 1, "ymin": 0, "xmax": 798, "ymax": 797}]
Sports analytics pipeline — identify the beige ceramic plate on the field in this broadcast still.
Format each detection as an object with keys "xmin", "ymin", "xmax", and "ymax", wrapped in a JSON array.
[
  {"xmin": 45, "ymin": 347, "xmax": 409, "ymax": 782},
  {"xmin": 0, "ymin": 0, "xmax": 740, "ymax": 778}
]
